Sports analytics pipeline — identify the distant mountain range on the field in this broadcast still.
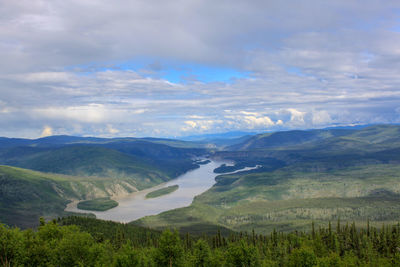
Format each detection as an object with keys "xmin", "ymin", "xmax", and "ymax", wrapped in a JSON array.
[{"xmin": 181, "ymin": 131, "xmax": 257, "ymax": 141}]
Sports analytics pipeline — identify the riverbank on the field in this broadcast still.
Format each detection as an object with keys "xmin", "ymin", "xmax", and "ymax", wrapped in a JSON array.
[{"xmin": 65, "ymin": 160, "xmax": 261, "ymax": 223}]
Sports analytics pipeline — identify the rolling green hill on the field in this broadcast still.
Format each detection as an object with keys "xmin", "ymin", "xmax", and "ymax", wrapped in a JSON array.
[
  {"xmin": 0, "ymin": 165, "xmax": 79, "ymax": 228},
  {"xmin": 1, "ymin": 146, "xmax": 173, "ymax": 190},
  {"xmin": 0, "ymin": 164, "xmax": 156, "ymax": 228},
  {"xmin": 3, "ymin": 125, "xmax": 400, "ymax": 233},
  {"xmin": 135, "ymin": 125, "xmax": 400, "ymax": 234},
  {"xmin": 0, "ymin": 135, "xmax": 209, "ymax": 228},
  {"xmin": 0, "ymin": 139, "xmax": 205, "ymax": 189},
  {"xmin": 0, "ymin": 135, "xmax": 207, "ymax": 149},
  {"xmin": 228, "ymin": 125, "xmax": 400, "ymax": 152},
  {"xmin": 228, "ymin": 128, "xmax": 351, "ymax": 150}
]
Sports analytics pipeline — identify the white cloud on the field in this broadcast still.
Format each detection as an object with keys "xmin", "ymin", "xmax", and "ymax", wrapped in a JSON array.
[
  {"xmin": 186, "ymin": 115, "xmax": 205, "ymax": 119},
  {"xmin": 181, "ymin": 120, "xmax": 218, "ymax": 132},
  {"xmin": 243, "ymin": 115, "xmax": 275, "ymax": 128},
  {"xmin": 18, "ymin": 72, "xmax": 71, "ymax": 83},
  {"xmin": 33, "ymin": 104, "xmax": 107, "ymax": 123},
  {"xmin": 183, "ymin": 121, "xmax": 197, "ymax": 129},
  {"xmin": 40, "ymin": 125, "xmax": 53, "ymax": 137},
  {"xmin": 286, "ymin": 108, "xmax": 306, "ymax": 126},
  {"xmin": 1, "ymin": 1, "xmax": 400, "ymax": 137},
  {"xmin": 312, "ymin": 110, "xmax": 332, "ymax": 125},
  {"xmin": 107, "ymin": 124, "xmax": 119, "ymax": 134}
]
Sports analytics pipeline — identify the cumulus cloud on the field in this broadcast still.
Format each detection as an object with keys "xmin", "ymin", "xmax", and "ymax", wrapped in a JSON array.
[
  {"xmin": 40, "ymin": 126, "xmax": 53, "ymax": 137},
  {"xmin": 105, "ymin": 124, "xmax": 119, "ymax": 135},
  {"xmin": 312, "ymin": 110, "xmax": 332, "ymax": 126},
  {"xmin": 287, "ymin": 109, "xmax": 306, "ymax": 124},
  {"xmin": 33, "ymin": 104, "xmax": 107, "ymax": 123},
  {"xmin": 1, "ymin": 0, "xmax": 400, "ymax": 137},
  {"xmin": 242, "ymin": 115, "xmax": 275, "ymax": 128},
  {"xmin": 181, "ymin": 120, "xmax": 219, "ymax": 132}
]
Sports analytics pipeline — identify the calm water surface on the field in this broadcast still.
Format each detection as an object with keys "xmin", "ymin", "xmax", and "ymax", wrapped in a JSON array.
[{"xmin": 65, "ymin": 160, "xmax": 258, "ymax": 222}]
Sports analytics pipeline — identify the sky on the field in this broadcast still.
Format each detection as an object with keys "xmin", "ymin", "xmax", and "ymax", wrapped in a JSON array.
[{"xmin": 1, "ymin": 0, "xmax": 400, "ymax": 138}]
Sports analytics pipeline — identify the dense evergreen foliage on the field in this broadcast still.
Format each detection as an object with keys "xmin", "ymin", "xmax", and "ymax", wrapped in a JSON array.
[{"xmin": 2, "ymin": 216, "xmax": 400, "ymax": 266}]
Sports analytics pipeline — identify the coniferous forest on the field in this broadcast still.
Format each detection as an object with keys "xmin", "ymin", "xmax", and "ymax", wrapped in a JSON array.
[{"xmin": 2, "ymin": 216, "xmax": 400, "ymax": 266}]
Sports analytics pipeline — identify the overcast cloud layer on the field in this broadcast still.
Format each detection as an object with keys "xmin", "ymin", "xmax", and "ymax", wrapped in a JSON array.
[{"xmin": 1, "ymin": 0, "xmax": 400, "ymax": 138}]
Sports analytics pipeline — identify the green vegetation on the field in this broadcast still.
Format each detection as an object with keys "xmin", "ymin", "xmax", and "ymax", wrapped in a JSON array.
[
  {"xmin": 2, "ymin": 216, "xmax": 400, "ymax": 266},
  {"xmin": 196, "ymin": 159, "xmax": 211, "ymax": 165},
  {"xmin": 136, "ymin": 125, "xmax": 400, "ymax": 234},
  {"xmin": 0, "ymin": 136, "xmax": 207, "ymax": 228},
  {"xmin": 3, "ymin": 124, "xmax": 400, "ymax": 238},
  {"xmin": 77, "ymin": 197, "xmax": 118, "ymax": 211},
  {"xmin": 0, "ymin": 138, "xmax": 206, "ymax": 190},
  {"xmin": 138, "ymin": 163, "xmax": 400, "ymax": 233},
  {"xmin": 0, "ymin": 146, "xmax": 180, "ymax": 190},
  {"xmin": 0, "ymin": 165, "xmax": 134, "ymax": 228},
  {"xmin": 0, "ymin": 165, "xmax": 81, "ymax": 228},
  {"xmin": 213, "ymin": 163, "xmax": 256, "ymax": 173},
  {"xmin": 146, "ymin": 185, "xmax": 179, "ymax": 199}
]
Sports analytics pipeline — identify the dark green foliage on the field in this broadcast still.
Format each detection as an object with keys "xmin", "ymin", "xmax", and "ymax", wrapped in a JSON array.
[
  {"xmin": 288, "ymin": 247, "xmax": 317, "ymax": 267},
  {"xmin": 192, "ymin": 239, "xmax": 211, "ymax": 266},
  {"xmin": 0, "ymin": 145, "xmax": 176, "ymax": 187},
  {"xmin": 226, "ymin": 240, "xmax": 259, "ymax": 267},
  {"xmin": 213, "ymin": 158, "xmax": 285, "ymax": 174},
  {"xmin": 0, "ymin": 224, "xmax": 23, "ymax": 267},
  {"xmin": 0, "ymin": 166, "xmax": 70, "ymax": 228},
  {"xmin": 113, "ymin": 243, "xmax": 140, "ymax": 267},
  {"xmin": 196, "ymin": 159, "xmax": 211, "ymax": 165},
  {"xmin": 154, "ymin": 229, "xmax": 184, "ymax": 266},
  {"xmin": 3, "ymin": 217, "xmax": 400, "ymax": 266},
  {"xmin": 59, "ymin": 216, "xmax": 161, "ymax": 247},
  {"xmin": 77, "ymin": 197, "xmax": 118, "ymax": 211},
  {"xmin": 0, "ymin": 138, "xmax": 204, "ymax": 192}
]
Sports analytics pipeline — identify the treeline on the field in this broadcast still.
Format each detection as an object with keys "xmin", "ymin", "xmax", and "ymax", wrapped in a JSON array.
[{"xmin": 1, "ymin": 217, "xmax": 400, "ymax": 266}]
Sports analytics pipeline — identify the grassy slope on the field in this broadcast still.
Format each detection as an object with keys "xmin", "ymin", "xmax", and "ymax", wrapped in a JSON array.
[
  {"xmin": 0, "ymin": 165, "xmax": 135, "ymax": 228},
  {"xmin": 0, "ymin": 137, "xmax": 206, "ymax": 228},
  {"xmin": 134, "ymin": 125, "xmax": 400, "ymax": 234},
  {"xmin": 0, "ymin": 165, "xmax": 79, "ymax": 228},
  {"xmin": 0, "ymin": 143, "xmax": 205, "ymax": 190},
  {"xmin": 136, "ymin": 163, "xmax": 400, "ymax": 234},
  {"xmin": 1, "ymin": 146, "xmax": 173, "ymax": 190}
]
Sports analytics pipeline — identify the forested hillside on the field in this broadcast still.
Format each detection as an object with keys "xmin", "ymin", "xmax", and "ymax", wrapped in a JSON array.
[
  {"xmin": 0, "ymin": 165, "xmax": 149, "ymax": 227},
  {"xmin": 2, "ymin": 216, "xmax": 400, "ymax": 266},
  {"xmin": 0, "ymin": 136, "xmax": 207, "ymax": 228},
  {"xmin": 136, "ymin": 125, "xmax": 400, "ymax": 234},
  {"xmin": 0, "ymin": 137, "xmax": 206, "ymax": 182},
  {"xmin": 2, "ymin": 125, "xmax": 400, "ymax": 246}
]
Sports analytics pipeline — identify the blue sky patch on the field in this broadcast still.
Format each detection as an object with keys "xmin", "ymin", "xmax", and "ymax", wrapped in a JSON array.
[{"xmin": 68, "ymin": 59, "xmax": 250, "ymax": 84}]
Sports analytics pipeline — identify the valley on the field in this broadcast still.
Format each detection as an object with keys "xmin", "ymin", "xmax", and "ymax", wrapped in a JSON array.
[
  {"xmin": 1, "ymin": 124, "xmax": 400, "ymax": 236},
  {"xmin": 4, "ymin": 3, "xmax": 399, "ymax": 264},
  {"xmin": 134, "ymin": 125, "xmax": 400, "ymax": 234},
  {"xmin": 0, "ymin": 136, "xmax": 206, "ymax": 227}
]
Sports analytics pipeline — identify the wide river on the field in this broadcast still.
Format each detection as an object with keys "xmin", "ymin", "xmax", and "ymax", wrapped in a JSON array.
[{"xmin": 66, "ymin": 160, "xmax": 258, "ymax": 223}]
